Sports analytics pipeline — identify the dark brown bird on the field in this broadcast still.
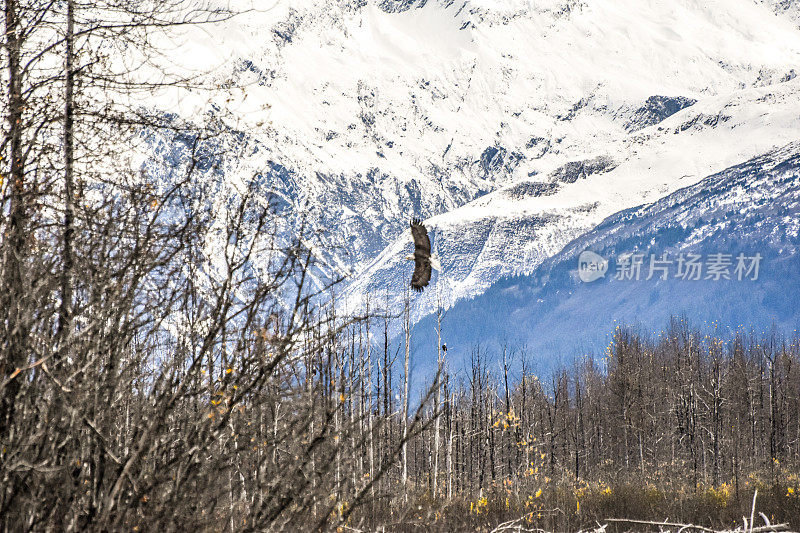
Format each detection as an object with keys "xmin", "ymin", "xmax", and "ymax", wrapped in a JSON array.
[{"xmin": 407, "ymin": 219, "xmax": 440, "ymax": 292}]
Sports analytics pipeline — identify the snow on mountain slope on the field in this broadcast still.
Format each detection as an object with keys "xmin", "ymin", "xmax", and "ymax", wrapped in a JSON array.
[
  {"xmin": 157, "ymin": 0, "xmax": 800, "ymax": 275},
  {"xmin": 762, "ymin": 0, "xmax": 800, "ymax": 26},
  {"xmin": 345, "ymin": 76, "xmax": 800, "ymax": 323}
]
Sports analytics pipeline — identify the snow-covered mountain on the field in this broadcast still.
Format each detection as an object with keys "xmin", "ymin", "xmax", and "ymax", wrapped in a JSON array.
[
  {"xmin": 318, "ymin": 0, "xmax": 800, "ymax": 317},
  {"xmin": 346, "ymin": 78, "xmax": 800, "ymax": 322},
  {"xmin": 409, "ymin": 141, "xmax": 800, "ymax": 376},
  {"xmin": 152, "ymin": 0, "xmax": 800, "ymax": 356}
]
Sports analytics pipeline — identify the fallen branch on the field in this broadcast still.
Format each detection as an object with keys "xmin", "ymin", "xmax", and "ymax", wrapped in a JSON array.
[
  {"xmin": 490, "ymin": 517, "xmax": 550, "ymax": 533},
  {"xmin": 602, "ymin": 518, "xmax": 792, "ymax": 533},
  {"xmin": 738, "ymin": 525, "xmax": 792, "ymax": 533},
  {"xmin": 604, "ymin": 518, "xmax": 715, "ymax": 532}
]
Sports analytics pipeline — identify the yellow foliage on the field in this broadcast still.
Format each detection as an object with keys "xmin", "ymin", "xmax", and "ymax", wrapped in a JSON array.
[
  {"xmin": 470, "ymin": 496, "xmax": 488, "ymax": 515},
  {"xmin": 701, "ymin": 483, "xmax": 731, "ymax": 508}
]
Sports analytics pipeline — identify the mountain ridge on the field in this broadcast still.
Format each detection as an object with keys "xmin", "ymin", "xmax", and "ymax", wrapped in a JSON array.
[{"xmin": 406, "ymin": 141, "xmax": 800, "ymax": 379}]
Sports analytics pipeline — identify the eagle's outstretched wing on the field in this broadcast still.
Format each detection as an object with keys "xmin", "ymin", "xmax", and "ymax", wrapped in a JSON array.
[
  {"xmin": 410, "ymin": 218, "xmax": 431, "ymax": 255},
  {"xmin": 411, "ymin": 258, "xmax": 431, "ymax": 292},
  {"xmin": 410, "ymin": 219, "xmax": 432, "ymax": 292}
]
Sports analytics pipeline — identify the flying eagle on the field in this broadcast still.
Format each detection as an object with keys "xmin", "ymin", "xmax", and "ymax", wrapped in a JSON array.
[{"xmin": 407, "ymin": 218, "xmax": 440, "ymax": 292}]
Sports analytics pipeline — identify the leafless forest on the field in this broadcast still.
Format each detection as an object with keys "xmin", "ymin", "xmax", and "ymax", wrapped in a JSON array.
[{"xmin": 1, "ymin": 1, "xmax": 799, "ymax": 531}]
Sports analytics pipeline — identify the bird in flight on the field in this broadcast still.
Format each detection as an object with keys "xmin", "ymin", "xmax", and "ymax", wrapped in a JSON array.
[{"xmin": 407, "ymin": 218, "xmax": 440, "ymax": 292}]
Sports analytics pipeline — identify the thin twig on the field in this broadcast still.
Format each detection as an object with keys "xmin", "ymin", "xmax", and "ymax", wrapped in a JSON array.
[{"xmin": 0, "ymin": 355, "xmax": 50, "ymax": 390}]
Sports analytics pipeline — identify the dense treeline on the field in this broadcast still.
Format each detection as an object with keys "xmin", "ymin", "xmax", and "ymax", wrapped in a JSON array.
[{"xmin": 360, "ymin": 318, "xmax": 800, "ymax": 531}]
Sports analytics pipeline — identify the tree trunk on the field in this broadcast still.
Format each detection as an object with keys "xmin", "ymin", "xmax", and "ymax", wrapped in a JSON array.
[{"xmin": 0, "ymin": 0, "xmax": 27, "ymax": 441}]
